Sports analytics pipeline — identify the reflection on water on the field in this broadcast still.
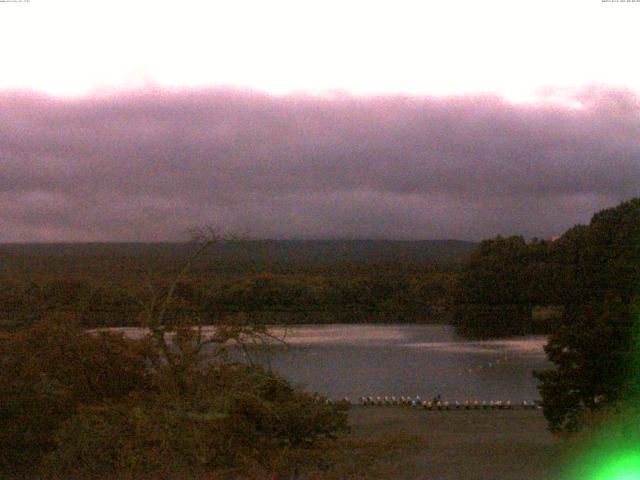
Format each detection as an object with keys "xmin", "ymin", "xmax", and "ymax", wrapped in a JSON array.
[
  {"xmin": 270, "ymin": 325, "xmax": 546, "ymax": 353},
  {"xmin": 104, "ymin": 324, "xmax": 550, "ymax": 402},
  {"xmin": 272, "ymin": 325, "xmax": 411, "ymax": 345},
  {"xmin": 401, "ymin": 339, "xmax": 547, "ymax": 355},
  {"xmin": 260, "ymin": 325, "xmax": 550, "ymax": 402}
]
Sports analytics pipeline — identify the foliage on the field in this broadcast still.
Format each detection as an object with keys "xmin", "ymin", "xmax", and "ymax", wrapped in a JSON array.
[
  {"xmin": 0, "ymin": 263, "xmax": 455, "ymax": 331},
  {"xmin": 0, "ymin": 318, "xmax": 155, "ymax": 473},
  {"xmin": 0, "ymin": 320, "xmax": 349, "ymax": 479},
  {"xmin": 535, "ymin": 197, "xmax": 640, "ymax": 433},
  {"xmin": 0, "ymin": 235, "xmax": 351, "ymax": 479},
  {"xmin": 451, "ymin": 236, "xmax": 544, "ymax": 338},
  {"xmin": 41, "ymin": 364, "xmax": 349, "ymax": 479}
]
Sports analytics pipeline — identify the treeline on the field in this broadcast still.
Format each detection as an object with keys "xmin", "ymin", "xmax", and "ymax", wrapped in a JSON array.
[
  {"xmin": 452, "ymin": 198, "xmax": 640, "ymax": 340},
  {"xmin": 535, "ymin": 197, "xmax": 640, "ymax": 432},
  {"xmin": 0, "ymin": 239, "xmax": 476, "ymax": 274},
  {"xmin": 453, "ymin": 197, "xmax": 640, "ymax": 433},
  {"xmin": 0, "ymin": 247, "xmax": 458, "ymax": 330},
  {"xmin": 451, "ymin": 236, "xmax": 561, "ymax": 338},
  {"xmin": 3, "ymin": 199, "xmax": 635, "ymax": 344}
]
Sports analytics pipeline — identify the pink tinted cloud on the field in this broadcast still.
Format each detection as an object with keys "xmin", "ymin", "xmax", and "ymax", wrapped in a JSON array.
[{"xmin": 0, "ymin": 88, "xmax": 638, "ymax": 241}]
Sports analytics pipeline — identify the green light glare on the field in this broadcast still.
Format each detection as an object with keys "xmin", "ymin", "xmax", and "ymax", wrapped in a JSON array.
[
  {"xmin": 559, "ymin": 401, "xmax": 640, "ymax": 480},
  {"xmin": 591, "ymin": 451, "xmax": 640, "ymax": 480},
  {"xmin": 563, "ymin": 443, "xmax": 640, "ymax": 480}
]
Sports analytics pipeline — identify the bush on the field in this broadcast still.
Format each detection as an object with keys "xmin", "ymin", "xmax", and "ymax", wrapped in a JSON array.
[
  {"xmin": 41, "ymin": 365, "xmax": 349, "ymax": 479},
  {"xmin": 1, "ymin": 235, "xmax": 352, "ymax": 478},
  {"xmin": 0, "ymin": 319, "xmax": 349, "ymax": 479},
  {"xmin": 0, "ymin": 319, "xmax": 155, "ymax": 474}
]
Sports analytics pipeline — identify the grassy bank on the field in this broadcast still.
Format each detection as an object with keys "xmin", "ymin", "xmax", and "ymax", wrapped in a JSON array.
[{"xmin": 348, "ymin": 406, "xmax": 564, "ymax": 480}]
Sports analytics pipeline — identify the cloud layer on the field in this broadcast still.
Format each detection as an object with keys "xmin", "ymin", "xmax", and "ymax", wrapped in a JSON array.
[{"xmin": 1, "ymin": 87, "xmax": 638, "ymax": 241}]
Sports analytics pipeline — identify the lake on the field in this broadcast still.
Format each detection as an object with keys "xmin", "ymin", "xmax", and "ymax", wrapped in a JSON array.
[
  {"xmin": 258, "ymin": 324, "xmax": 550, "ymax": 402},
  {"xmin": 107, "ymin": 323, "xmax": 550, "ymax": 403}
]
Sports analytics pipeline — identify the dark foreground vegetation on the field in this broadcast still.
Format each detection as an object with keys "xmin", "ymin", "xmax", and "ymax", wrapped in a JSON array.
[
  {"xmin": 0, "ymin": 237, "xmax": 426, "ymax": 479},
  {"xmin": 1, "ymin": 318, "xmax": 371, "ymax": 479}
]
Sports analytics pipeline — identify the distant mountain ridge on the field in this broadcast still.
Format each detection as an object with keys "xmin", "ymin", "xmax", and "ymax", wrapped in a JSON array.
[{"xmin": 0, "ymin": 240, "xmax": 477, "ymax": 264}]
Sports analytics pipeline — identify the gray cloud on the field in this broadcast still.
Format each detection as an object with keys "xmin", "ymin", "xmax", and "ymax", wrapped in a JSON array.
[{"xmin": 1, "ymin": 87, "xmax": 638, "ymax": 241}]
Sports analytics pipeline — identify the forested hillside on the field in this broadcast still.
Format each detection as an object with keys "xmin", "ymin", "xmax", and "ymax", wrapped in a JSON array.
[
  {"xmin": 451, "ymin": 198, "xmax": 639, "ymax": 341},
  {"xmin": 0, "ymin": 240, "xmax": 472, "ymax": 330}
]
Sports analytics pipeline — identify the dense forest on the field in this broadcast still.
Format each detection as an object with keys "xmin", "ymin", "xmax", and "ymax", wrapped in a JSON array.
[
  {"xmin": 534, "ymin": 197, "xmax": 640, "ymax": 432},
  {"xmin": 452, "ymin": 198, "xmax": 640, "ymax": 342},
  {"xmin": 451, "ymin": 236, "xmax": 562, "ymax": 338},
  {"xmin": 1, "ymin": 197, "xmax": 637, "ymax": 347},
  {"xmin": 0, "ymin": 240, "xmax": 472, "ymax": 331}
]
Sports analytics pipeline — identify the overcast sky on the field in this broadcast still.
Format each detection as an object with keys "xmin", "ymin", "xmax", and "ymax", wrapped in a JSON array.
[{"xmin": 1, "ymin": 1, "xmax": 638, "ymax": 241}]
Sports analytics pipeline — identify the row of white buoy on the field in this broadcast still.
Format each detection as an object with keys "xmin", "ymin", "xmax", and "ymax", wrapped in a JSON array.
[
  {"xmin": 359, "ymin": 395, "xmax": 424, "ymax": 407},
  {"xmin": 315, "ymin": 396, "xmax": 540, "ymax": 410},
  {"xmin": 360, "ymin": 397, "xmax": 540, "ymax": 410}
]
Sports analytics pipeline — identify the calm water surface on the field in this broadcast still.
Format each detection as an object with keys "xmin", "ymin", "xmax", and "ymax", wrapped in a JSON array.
[
  {"xmin": 259, "ymin": 324, "xmax": 549, "ymax": 402},
  {"xmin": 109, "ymin": 324, "xmax": 549, "ymax": 402}
]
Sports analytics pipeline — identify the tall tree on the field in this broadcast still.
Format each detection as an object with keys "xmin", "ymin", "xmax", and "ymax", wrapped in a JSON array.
[
  {"xmin": 452, "ymin": 236, "xmax": 534, "ymax": 338},
  {"xmin": 535, "ymin": 198, "xmax": 640, "ymax": 432}
]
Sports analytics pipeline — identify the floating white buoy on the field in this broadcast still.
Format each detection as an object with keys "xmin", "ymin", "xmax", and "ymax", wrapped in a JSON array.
[{"xmin": 350, "ymin": 396, "xmax": 536, "ymax": 411}]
